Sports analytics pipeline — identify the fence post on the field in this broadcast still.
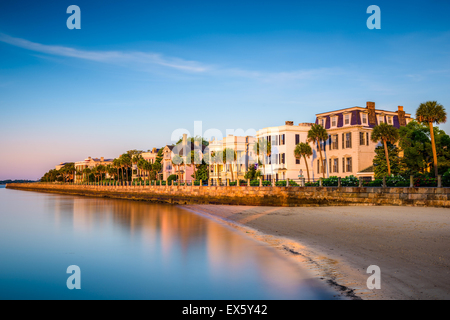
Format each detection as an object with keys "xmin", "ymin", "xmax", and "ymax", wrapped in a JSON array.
[
  {"xmin": 259, "ymin": 178, "xmax": 262, "ymax": 187},
  {"xmin": 286, "ymin": 178, "xmax": 290, "ymax": 187},
  {"xmin": 302, "ymin": 178, "xmax": 305, "ymax": 187},
  {"xmin": 358, "ymin": 179, "xmax": 363, "ymax": 188},
  {"xmin": 438, "ymin": 175, "xmax": 442, "ymax": 188},
  {"xmin": 272, "ymin": 178, "xmax": 275, "ymax": 187},
  {"xmin": 410, "ymin": 175, "xmax": 414, "ymax": 188},
  {"xmin": 248, "ymin": 179, "xmax": 250, "ymax": 187},
  {"xmin": 237, "ymin": 179, "xmax": 240, "ymax": 187},
  {"xmin": 319, "ymin": 178, "xmax": 323, "ymax": 187},
  {"xmin": 226, "ymin": 179, "xmax": 229, "ymax": 187},
  {"xmin": 382, "ymin": 177, "xmax": 387, "ymax": 188},
  {"xmin": 338, "ymin": 177, "xmax": 341, "ymax": 187}
]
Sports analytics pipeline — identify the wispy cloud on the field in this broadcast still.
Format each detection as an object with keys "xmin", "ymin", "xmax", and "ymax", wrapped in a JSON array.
[
  {"xmin": 0, "ymin": 33, "xmax": 342, "ymax": 82},
  {"xmin": 0, "ymin": 33, "xmax": 209, "ymax": 73}
]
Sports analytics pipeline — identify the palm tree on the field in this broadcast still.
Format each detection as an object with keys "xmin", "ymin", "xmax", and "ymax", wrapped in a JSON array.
[
  {"xmin": 83, "ymin": 167, "xmax": 91, "ymax": 183},
  {"xmin": 172, "ymin": 155, "xmax": 183, "ymax": 181},
  {"xmin": 416, "ymin": 101, "xmax": 447, "ymax": 177},
  {"xmin": 223, "ymin": 148, "xmax": 237, "ymax": 181},
  {"xmin": 294, "ymin": 142, "xmax": 313, "ymax": 182},
  {"xmin": 113, "ymin": 158, "xmax": 122, "ymax": 182},
  {"xmin": 120, "ymin": 153, "xmax": 132, "ymax": 182},
  {"xmin": 371, "ymin": 123, "xmax": 399, "ymax": 176},
  {"xmin": 188, "ymin": 150, "xmax": 201, "ymax": 180},
  {"xmin": 307, "ymin": 124, "xmax": 328, "ymax": 178},
  {"xmin": 132, "ymin": 154, "xmax": 142, "ymax": 181},
  {"xmin": 253, "ymin": 139, "xmax": 272, "ymax": 178}
]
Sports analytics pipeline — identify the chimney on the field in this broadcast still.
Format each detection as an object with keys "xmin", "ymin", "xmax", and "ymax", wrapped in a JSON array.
[
  {"xmin": 101, "ymin": 157, "xmax": 104, "ymax": 161},
  {"xmin": 152, "ymin": 148, "xmax": 157, "ymax": 153},
  {"xmin": 366, "ymin": 102, "xmax": 376, "ymax": 125},
  {"xmin": 285, "ymin": 121, "xmax": 294, "ymax": 126},
  {"xmin": 88, "ymin": 157, "xmax": 92, "ymax": 161},
  {"xmin": 182, "ymin": 133, "xmax": 187, "ymax": 145},
  {"xmin": 398, "ymin": 106, "xmax": 406, "ymax": 127}
]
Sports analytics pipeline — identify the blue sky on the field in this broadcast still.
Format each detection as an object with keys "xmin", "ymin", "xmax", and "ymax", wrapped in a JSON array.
[{"xmin": 1, "ymin": 0, "xmax": 449, "ymax": 179}]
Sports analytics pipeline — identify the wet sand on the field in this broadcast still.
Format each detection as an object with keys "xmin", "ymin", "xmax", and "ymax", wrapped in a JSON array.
[{"xmin": 182, "ymin": 205, "xmax": 450, "ymax": 300}]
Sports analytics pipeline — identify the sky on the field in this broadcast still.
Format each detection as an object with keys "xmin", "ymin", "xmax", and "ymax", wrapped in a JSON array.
[{"xmin": 0, "ymin": 0, "xmax": 449, "ymax": 180}]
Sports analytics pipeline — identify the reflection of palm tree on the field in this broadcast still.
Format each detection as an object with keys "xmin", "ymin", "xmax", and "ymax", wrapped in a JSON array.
[{"xmin": 416, "ymin": 101, "xmax": 447, "ymax": 177}]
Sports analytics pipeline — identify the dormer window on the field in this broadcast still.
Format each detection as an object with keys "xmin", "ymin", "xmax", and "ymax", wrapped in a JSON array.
[
  {"xmin": 344, "ymin": 113, "xmax": 351, "ymax": 126},
  {"xmin": 387, "ymin": 116, "xmax": 393, "ymax": 125},
  {"xmin": 361, "ymin": 113, "xmax": 368, "ymax": 125},
  {"xmin": 320, "ymin": 118, "xmax": 325, "ymax": 127},
  {"xmin": 331, "ymin": 116, "xmax": 337, "ymax": 127},
  {"xmin": 378, "ymin": 115, "xmax": 385, "ymax": 124}
]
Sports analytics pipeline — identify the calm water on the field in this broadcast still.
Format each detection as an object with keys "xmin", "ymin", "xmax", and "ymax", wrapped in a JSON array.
[{"xmin": 0, "ymin": 187, "xmax": 331, "ymax": 299}]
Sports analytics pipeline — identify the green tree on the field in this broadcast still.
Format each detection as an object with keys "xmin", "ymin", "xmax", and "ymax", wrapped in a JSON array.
[
  {"xmin": 371, "ymin": 123, "xmax": 399, "ymax": 176},
  {"xmin": 294, "ymin": 142, "xmax": 313, "ymax": 182},
  {"xmin": 307, "ymin": 124, "xmax": 328, "ymax": 178},
  {"xmin": 416, "ymin": 101, "xmax": 447, "ymax": 177},
  {"xmin": 373, "ymin": 143, "xmax": 402, "ymax": 178}
]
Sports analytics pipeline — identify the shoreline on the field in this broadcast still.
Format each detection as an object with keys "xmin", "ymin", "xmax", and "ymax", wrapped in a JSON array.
[{"xmin": 181, "ymin": 204, "xmax": 450, "ymax": 300}]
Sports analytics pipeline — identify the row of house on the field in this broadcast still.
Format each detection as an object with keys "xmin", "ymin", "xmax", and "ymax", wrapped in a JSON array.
[{"xmin": 57, "ymin": 102, "xmax": 412, "ymax": 183}]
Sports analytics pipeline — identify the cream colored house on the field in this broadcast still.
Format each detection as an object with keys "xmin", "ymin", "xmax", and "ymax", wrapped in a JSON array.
[
  {"xmin": 208, "ymin": 135, "xmax": 256, "ymax": 183},
  {"xmin": 256, "ymin": 121, "xmax": 314, "ymax": 182},
  {"xmin": 313, "ymin": 102, "xmax": 412, "ymax": 180},
  {"xmin": 74, "ymin": 157, "xmax": 114, "ymax": 183}
]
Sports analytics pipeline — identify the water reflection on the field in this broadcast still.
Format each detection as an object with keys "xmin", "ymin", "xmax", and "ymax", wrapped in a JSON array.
[{"xmin": 0, "ymin": 188, "xmax": 332, "ymax": 299}]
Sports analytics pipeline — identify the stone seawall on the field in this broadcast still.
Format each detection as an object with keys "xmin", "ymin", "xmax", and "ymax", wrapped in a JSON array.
[{"xmin": 6, "ymin": 183, "xmax": 450, "ymax": 208}]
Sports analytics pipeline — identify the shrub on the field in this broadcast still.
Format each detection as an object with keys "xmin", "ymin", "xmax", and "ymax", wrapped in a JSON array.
[
  {"xmin": 322, "ymin": 176, "xmax": 339, "ymax": 187},
  {"xmin": 443, "ymin": 169, "xmax": 450, "ymax": 187},
  {"xmin": 167, "ymin": 174, "xmax": 178, "ymax": 182},
  {"xmin": 341, "ymin": 175, "xmax": 359, "ymax": 187},
  {"xmin": 305, "ymin": 181, "xmax": 319, "ymax": 187},
  {"xmin": 363, "ymin": 179, "xmax": 383, "ymax": 187},
  {"xmin": 414, "ymin": 177, "xmax": 437, "ymax": 187}
]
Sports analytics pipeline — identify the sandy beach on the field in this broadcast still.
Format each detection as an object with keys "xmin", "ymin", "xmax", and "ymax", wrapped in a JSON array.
[{"xmin": 182, "ymin": 204, "xmax": 450, "ymax": 300}]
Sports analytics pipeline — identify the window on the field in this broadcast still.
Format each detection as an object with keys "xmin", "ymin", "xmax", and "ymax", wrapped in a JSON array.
[
  {"xmin": 317, "ymin": 160, "xmax": 325, "ymax": 174},
  {"xmin": 366, "ymin": 132, "xmax": 369, "ymax": 146},
  {"xmin": 296, "ymin": 158, "xmax": 300, "ymax": 164},
  {"xmin": 346, "ymin": 158, "xmax": 352, "ymax": 172},
  {"xmin": 345, "ymin": 133, "xmax": 352, "ymax": 148},
  {"xmin": 272, "ymin": 135, "xmax": 278, "ymax": 146},
  {"xmin": 360, "ymin": 132, "xmax": 365, "ymax": 146},
  {"xmin": 281, "ymin": 153, "xmax": 285, "ymax": 164},
  {"xmin": 342, "ymin": 157, "xmax": 345, "ymax": 173},
  {"xmin": 331, "ymin": 116, "xmax": 337, "ymax": 127},
  {"xmin": 378, "ymin": 115, "xmax": 384, "ymax": 124},
  {"xmin": 333, "ymin": 158, "xmax": 339, "ymax": 173},
  {"xmin": 281, "ymin": 134, "xmax": 285, "ymax": 145},
  {"xmin": 387, "ymin": 116, "xmax": 393, "ymax": 125},
  {"xmin": 344, "ymin": 113, "xmax": 351, "ymax": 125},
  {"xmin": 332, "ymin": 135, "xmax": 339, "ymax": 150},
  {"xmin": 362, "ymin": 113, "xmax": 368, "ymax": 125},
  {"xmin": 320, "ymin": 118, "xmax": 325, "ymax": 127},
  {"xmin": 295, "ymin": 134, "xmax": 300, "ymax": 145}
]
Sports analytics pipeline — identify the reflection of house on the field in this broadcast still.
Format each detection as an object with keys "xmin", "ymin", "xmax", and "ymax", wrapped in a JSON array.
[
  {"xmin": 209, "ymin": 135, "xmax": 256, "ymax": 183},
  {"xmin": 74, "ymin": 157, "xmax": 114, "ymax": 182},
  {"xmin": 256, "ymin": 121, "xmax": 313, "ymax": 181},
  {"xmin": 313, "ymin": 102, "xmax": 412, "ymax": 179}
]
